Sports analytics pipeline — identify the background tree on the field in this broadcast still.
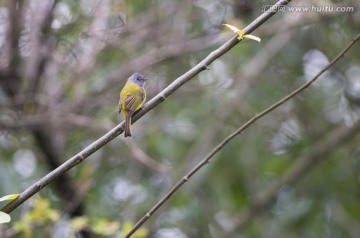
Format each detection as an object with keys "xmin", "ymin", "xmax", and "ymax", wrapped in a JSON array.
[{"xmin": 1, "ymin": 0, "xmax": 360, "ymax": 237}]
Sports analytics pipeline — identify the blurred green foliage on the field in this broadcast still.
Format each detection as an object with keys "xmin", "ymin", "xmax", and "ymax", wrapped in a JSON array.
[{"xmin": 1, "ymin": 0, "xmax": 360, "ymax": 237}]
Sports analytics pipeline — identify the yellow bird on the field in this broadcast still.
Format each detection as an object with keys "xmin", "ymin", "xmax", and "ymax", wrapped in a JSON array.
[{"xmin": 118, "ymin": 73, "xmax": 148, "ymax": 137}]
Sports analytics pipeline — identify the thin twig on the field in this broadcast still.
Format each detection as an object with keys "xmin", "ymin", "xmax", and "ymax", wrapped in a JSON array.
[
  {"xmin": 124, "ymin": 33, "xmax": 360, "ymax": 237},
  {"xmin": 1, "ymin": 0, "xmax": 292, "ymax": 214}
]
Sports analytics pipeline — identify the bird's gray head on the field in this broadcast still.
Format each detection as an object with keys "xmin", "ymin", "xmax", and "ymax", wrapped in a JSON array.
[{"xmin": 128, "ymin": 73, "xmax": 148, "ymax": 87}]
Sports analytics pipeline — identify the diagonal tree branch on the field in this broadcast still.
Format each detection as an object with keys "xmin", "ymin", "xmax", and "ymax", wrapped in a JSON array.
[
  {"xmin": 124, "ymin": 33, "xmax": 360, "ymax": 237},
  {"xmin": 1, "ymin": 0, "xmax": 292, "ymax": 214}
]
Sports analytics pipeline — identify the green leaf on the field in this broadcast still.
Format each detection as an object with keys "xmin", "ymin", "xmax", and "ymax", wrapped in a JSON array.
[
  {"xmin": 0, "ymin": 194, "xmax": 20, "ymax": 202},
  {"xmin": 223, "ymin": 23, "xmax": 261, "ymax": 42},
  {"xmin": 0, "ymin": 211, "xmax": 11, "ymax": 224}
]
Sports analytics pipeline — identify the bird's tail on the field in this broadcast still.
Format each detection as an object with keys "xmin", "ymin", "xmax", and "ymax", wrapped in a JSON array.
[{"xmin": 124, "ymin": 114, "xmax": 132, "ymax": 137}]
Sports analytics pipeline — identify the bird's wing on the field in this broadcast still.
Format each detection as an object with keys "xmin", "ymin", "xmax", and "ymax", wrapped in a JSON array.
[{"xmin": 123, "ymin": 89, "xmax": 145, "ymax": 113}]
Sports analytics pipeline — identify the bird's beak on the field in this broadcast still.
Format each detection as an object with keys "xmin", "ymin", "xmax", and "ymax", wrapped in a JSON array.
[{"xmin": 144, "ymin": 78, "xmax": 149, "ymax": 81}]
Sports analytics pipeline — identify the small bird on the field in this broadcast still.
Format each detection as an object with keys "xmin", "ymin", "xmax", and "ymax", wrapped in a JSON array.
[{"xmin": 118, "ymin": 73, "xmax": 148, "ymax": 137}]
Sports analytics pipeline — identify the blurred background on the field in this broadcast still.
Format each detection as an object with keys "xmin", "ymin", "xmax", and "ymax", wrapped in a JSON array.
[{"xmin": 0, "ymin": 0, "xmax": 360, "ymax": 237}]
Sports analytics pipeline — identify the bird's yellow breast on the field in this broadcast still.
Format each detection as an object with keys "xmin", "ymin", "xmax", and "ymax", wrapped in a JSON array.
[
  {"xmin": 120, "ymin": 82, "xmax": 142, "ymax": 96},
  {"xmin": 120, "ymin": 82, "xmax": 146, "ymax": 113}
]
